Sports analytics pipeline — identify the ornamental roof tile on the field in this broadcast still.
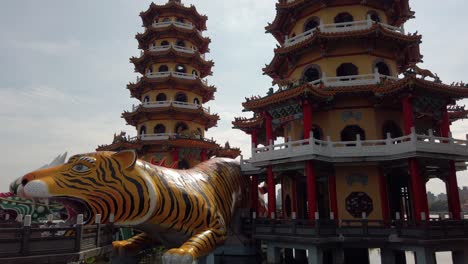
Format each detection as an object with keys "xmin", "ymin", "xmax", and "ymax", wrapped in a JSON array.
[{"xmin": 242, "ymin": 77, "xmax": 468, "ymax": 111}]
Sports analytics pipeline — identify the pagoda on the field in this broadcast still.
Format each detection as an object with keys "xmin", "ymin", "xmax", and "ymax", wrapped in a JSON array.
[
  {"xmin": 98, "ymin": 0, "xmax": 239, "ymax": 168},
  {"xmin": 234, "ymin": 0, "xmax": 468, "ymax": 263}
]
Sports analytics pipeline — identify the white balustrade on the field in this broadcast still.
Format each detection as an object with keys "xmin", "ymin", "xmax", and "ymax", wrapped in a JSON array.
[
  {"xmin": 136, "ymin": 71, "xmax": 208, "ymax": 85},
  {"xmin": 148, "ymin": 44, "xmax": 197, "ymax": 54},
  {"xmin": 132, "ymin": 101, "xmax": 210, "ymax": 114},
  {"xmin": 139, "ymin": 133, "xmax": 177, "ymax": 141},
  {"xmin": 303, "ymin": 72, "xmax": 399, "ymax": 87},
  {"xmin": 250, "ymin": 128, "xmax": 468, "ymax": 163},
  {"xmin": 152, "ymin": 21, "xmax": 194, "ymax": 30},
  {"xmin": 284, "ymin": 19, "xmax": 405, "ymax": 47}
]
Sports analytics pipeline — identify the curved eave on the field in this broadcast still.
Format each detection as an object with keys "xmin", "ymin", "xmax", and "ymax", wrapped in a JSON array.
[
  {"xmin": 122, "ymin": 107, "xmax": 220, "ymax": 129},
  {"xmin": 97, "ymin": 142, "xmax": 143, "ymax": 152},
  {"xmin": 449, "ymin": 111, "xmax": 468, "ymax": 122},
  {"xmin": 136, "ymin": 26, "xmax": 211, "ymax": 53},
  {"xmin": 97, "ymin": 138, "xmax": 219, "ymax": 152},
  {"xmin": 130, "ymin": 50, "xmax": 214, "ymax": 77},
  {"xmin": 266, "ymin": 0, "xmax": 412, "ymax": 41},
  {"xmin": 242, "ymin": 77, "xmax": 468, "ymax": 111},
  {"xmin": 140, "ymin": 2, "xmax": 208, "ymax": 30},
  {"xmin": 264, "ymin": 26, "xmax": 422, "ymax": 76},
  {"xmin": 232, "ymin": 117, "xmax": 265, "ymax": 132},
  {"xmin": 127, "ymin": 77, "xmax": 216, "ymax": 103},
  {"xmin": 216, "ymin": 148, "xmax": 241, "ymax": 159}
]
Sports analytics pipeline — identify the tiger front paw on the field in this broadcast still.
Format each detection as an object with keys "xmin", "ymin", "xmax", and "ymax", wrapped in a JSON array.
[
  {"xmin": 112, "ymin": 240, "xmax": 141, "ymax": 256},
  {"xmin": 162, "ymin": 248, "xmax": 196, "ymax": 264}
]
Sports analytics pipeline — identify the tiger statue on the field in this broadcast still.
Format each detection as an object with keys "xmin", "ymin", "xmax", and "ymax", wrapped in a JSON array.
[{"xmin": 15, "ymin": 150, "xmax": 249, "ymax": 264}]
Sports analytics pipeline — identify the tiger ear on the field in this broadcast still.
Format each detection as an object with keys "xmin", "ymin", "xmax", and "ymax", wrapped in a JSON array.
[{"xmin": 111, "ymin": 150, "xmax": 137, "ymax": 169}]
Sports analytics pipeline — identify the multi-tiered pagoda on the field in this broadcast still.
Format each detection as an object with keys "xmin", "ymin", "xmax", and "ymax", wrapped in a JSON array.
[
  {"xmin": 235, "ymin": 0, "xmax": 468, "ymax": 263},
  {"xmin": 98, "ymin": 0, "xmax": 239, "ymax": 168}
]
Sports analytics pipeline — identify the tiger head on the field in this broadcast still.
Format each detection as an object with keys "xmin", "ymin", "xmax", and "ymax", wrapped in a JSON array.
[{"xmin": 17, "ymin": 150, "xmax": 157, "ymax": 226}]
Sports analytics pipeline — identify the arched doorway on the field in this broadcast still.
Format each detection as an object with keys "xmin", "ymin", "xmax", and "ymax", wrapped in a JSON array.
[
  {"xmin": 382, "ymin": 121, "xmax": 403, "ymax": 138},
  {"xmin": 302, "ymin": 66, "xmax": 321, "ymax": 83},
  {"xmin": 154, "ymin": 124, "xmax": 166, "ymax": 134},
  {"xmin": 175, "ymin": 93, "xmax": 187, "ymax": 102},
  {"xmin": 158, "ymin": 65, "xmax": 169, "ymax": 72},
  {"xmin": 375, "ymin": 61, "xmax": 391, "ymax": 76},
  {"xmin": 140, "ymin": 126, "xmax": 147, "ymax": 136},
  {"xmin": 175, "ymin": 122, "xmax": 189, "ymax": 134},
  {"xmin": 341, "ymin": 125, "xmax": 366, "ymax": 142},
  {"xmin": 156, "ymin": 93, "xmax": 167, "ymax": 101},
  {"xmin": 334, "ymin": 12, "xmax": 354, "ymax": 25},
  {"xmin": 337, "ymin": 63, "xmax": 359, "ymax": 77},
  {"xmin": 304, "ymin": 17, "xmax": 320, "ymax": 32}
]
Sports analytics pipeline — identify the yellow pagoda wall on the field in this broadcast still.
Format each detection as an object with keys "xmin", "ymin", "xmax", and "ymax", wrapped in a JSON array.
[
  {"xmin": 289, "ymin": 6, "xmax": 388, "ymax": 37},
  {"xmin": 137, "ymin": 120, "xmax": 206, "ymax": 136},
  {"xmin": 142, "ymin": 89, "xmax": 203, "ymax": 104},
  {"xmin": 335, "ymin": 165, "xmax": 383, "ymax": 220},
  {"xmin": 150, "ymin": 63, "xmax": 200, "ymax": 75},
  {"xmin": 151, "ymin": 38, "xmax": 197, "ymax": 50},
  {"xmin": 374, "ymin": 109, "xmax": 404, "ymax": 137},
  {"xmin": 289, "ymin": 54, "xmax": 398, "ymax": 81}
]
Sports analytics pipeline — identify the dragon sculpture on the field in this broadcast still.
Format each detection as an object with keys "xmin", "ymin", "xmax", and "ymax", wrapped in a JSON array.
[{"xmin": 12, "ymin": 150, "xmax": 249, "ymax": 264}]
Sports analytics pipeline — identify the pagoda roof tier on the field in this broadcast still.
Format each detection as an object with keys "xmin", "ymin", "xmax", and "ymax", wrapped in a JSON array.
[
  {"xmin": 449, "ymin": 105, "xmax": 468, "ymax": 122},
  {"xmin": 136, "ymin": 24, "xmax": 211, "ymax": 54},
  {"xmin": 122, "ymin": 106, "xmax": 219, "ymax": 129},
  {"xmin": 127, "ymin": 74, "xmax": 216, "ymax": 103},
  {"xmin": 267, "ymin": 0, "xmax": 413, "ymax": 43},
  {"xmin": 232, "ymin": 116, "xmax": 265, "ymax": 131},
  {"xmin": 216, "ymin": 147, "xmax": 241, "ymax": 159},
  {"xmin": 131, "ymin": 47, "xmax": 214, "ymax": 78},
  {"xmin": 97, "ymin": 136, "xmax": 220, "ymax": 153},
  {"xmin": 264, "ymin": 24, "xmax": 422, "ymax": 78},
  {"xmin": 242, "ymin": 76, "xmax": 468, "ymax": 111},
  {"xmin": 140, "ymin": 1, "xmax": 208, "ymax": 30}
]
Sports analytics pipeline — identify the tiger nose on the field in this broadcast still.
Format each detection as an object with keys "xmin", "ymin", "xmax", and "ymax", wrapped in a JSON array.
[{"xmin": 21, "ymin": 173, "xmax": 36, "ymax": 186}]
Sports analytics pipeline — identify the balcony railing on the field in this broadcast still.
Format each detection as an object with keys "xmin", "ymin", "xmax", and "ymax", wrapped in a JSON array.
[
  {"xmin": 135, "ymin": 71, "xmax": 208, "ymax": 85},
  {"xmin": 282, "ymin": 72, "xmax": 400, "ymax": 89},
  {"xmin": 249, "ymin": 128, "xmax": 468, "ymax": 163},
  {"xmin": 147, "ymin": 44, "xmax": 200, "ymax": 55},
  {"xmin": 152, "ymin": 21, "xmax": 194, "ymax": 30},
  {"xmin": 129, "ymin": 133, "xmax": 216, "ymax": 143},
  {"xmin": 132, "ymin": 101, "xmax": 211, "ymax": 113},
  {"xmin": 284, "ymin": 18, "xmax": 405, "ymax": 47}
]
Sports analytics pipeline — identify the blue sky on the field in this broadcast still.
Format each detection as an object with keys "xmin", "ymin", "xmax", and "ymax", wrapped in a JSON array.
[{"xmin": 0, "ymin": 0, "xmax": 468, "ymax": 195}]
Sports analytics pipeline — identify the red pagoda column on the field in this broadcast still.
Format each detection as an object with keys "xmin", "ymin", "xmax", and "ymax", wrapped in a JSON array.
[
  {"xmin": 379, "ymin": 170, "xmax": 390, "ymax": 224},
  {"xmin": 200, "ymin": 149, "xmax": 207, "ymax": 162},
  {"xmin": 264, "ymin": 112, "xmax": 276, "ymax": 218},
  {"xmin": 172, "ymin": 148, "xmax": 179, "ymax": 165},
  {"xmin": 302, "ymin": 100, "xmax": 313, "ymax": 139},
  {"xmin": 305, "ymin": 161, "xmax": 317, "ymax": 220},
  {"xmin": 328, "ymin": 174, "xmax": 338, "ymax": 220},
  {"xmin": 251, "ymin": 176, "xmax": 259, "ymax": 215},
  {"xmin": 267, "ymin": 166, "xmax": 276, "ymax": 218},
  {"xmin": 402, "ymin": 95, "xmax": 415, "ymax": 135},
  {"xmin": 251, "ymin": 129, "xmax": 258, "ymax": 147},
  {"xmin": 447, "ymin": 161, "xmax": 462, "ymax": 219},
  {"xmin": 402, "ymin": 95, "xmax": 429, "ymax": 222},
  {"xmin": 409, "ymin": 158, "xmax": 429, "ymax": 222},
  {"xmin": 440, "ymin": 107, "xmax": 462, "ymax": 219}
]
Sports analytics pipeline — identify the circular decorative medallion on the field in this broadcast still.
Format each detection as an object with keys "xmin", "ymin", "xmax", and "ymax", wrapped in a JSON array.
[{"xmin": 345, "ymin": 192, "xmax": 373, "ymax": 218}]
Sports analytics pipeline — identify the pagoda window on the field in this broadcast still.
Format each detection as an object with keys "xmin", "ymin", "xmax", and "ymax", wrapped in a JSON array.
[
  {"xmin": 158, "ymin": 65, "xmax": 169, "ymax": 72},
  {"xmin": 367, "ymin": 11, "xmax": 381, "ymax": 23},
  {"xmin": 140, "ymin": 126, "xmax": 147, "ymax": 136},
  {"xmin": 312, "ymin": 125, "xmax": 323, "ymax": 140},
  {"xmin": 175, "ymin": 122, "xmax": 189, "ymax": 134},
  {"xmin": 341, "ymin": 125, "xmax": 366, "ymax": 142},
  {"xmin": 382, "ymin": 121, "xmax": 402, "ymax": 139},
  {"xmin": 154, "ymin": 124, "xmax": 166, "ymax": 134},
  {"xmin": 156, "ymin": 93, "xmax": 167, "ymax": 102},
  {"xmin": 175, "ymin": 92, "xmax": 188, "ymax": 102},
  {"xmin": 304, "ymin": 17, "xmax": 320, "ymax": 32},
  {"xmin": 193, "ymin": 98, "xmax": 200, "ymax": 105},
  {"xmin": 375, "ymin": 61, "xmax": 391, "ymax": 76},
  {"xmin": 176, "ymin": 17, "xmax": 185, "ymax": 23},
  {"xmin": 143, "ymin": 96, "xmax": 150, "ymax": 103},
  {"xmin": 176, "ymin": 64, "xmax": 187, "ymax": 73},
  {"xmin": 176, "ymin": 40, "xmax": 186, "ymax": 47},
  {"xmin": 161, "ymin": 40, "xmax": 170, "ymax": 46},
  {"xmin": 162, "ymin": 17, "xmax": 171, "ymax": 22},
  {"xmin": 336, "ymin": 63, "xmax": 359, "ymax": 77},
  {"xmin": 302, "ymin": 65, "xmax": 321, "ymax": 83},
  {"xmin": 334, "ymin": 12, "xmax": 354, "ymax": 25}
]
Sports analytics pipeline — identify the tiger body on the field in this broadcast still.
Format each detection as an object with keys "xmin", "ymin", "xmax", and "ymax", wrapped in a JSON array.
[{"xmin": 17, "ymin": 150, "xmax": 249, "ymax": 264}]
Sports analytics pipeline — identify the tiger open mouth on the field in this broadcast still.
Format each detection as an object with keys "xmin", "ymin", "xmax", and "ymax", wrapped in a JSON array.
[{"xmin": 50, "ymin": 197, "xmax": 93, "ymax": 225}]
